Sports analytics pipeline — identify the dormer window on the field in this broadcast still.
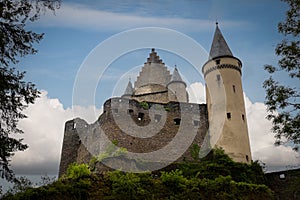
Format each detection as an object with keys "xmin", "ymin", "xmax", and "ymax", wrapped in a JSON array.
[{"xmin": 215, "ymin": 59, "xmax": 220, "ymax": 65}]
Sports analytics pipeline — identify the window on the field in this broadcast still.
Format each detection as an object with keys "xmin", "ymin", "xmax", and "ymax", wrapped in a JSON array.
[
  {"xmin": 216, "ymin": 74, "xmax": 221, "ymax": 81},
  {"xmin": 246, "ymin": 155, "xmax": 249, "ymax": 162},
  {"xmin": 173, "ymin": 118, "xmax": 181, "ymax": 125},
  {"xmin": 193, "ymin": 120, "xmax": 200, "ymax": 126},
  {"xmin": 127, "ymin": 109, "xmax": 133, "ymax": 114},
  {"xmin": 233, "ymin": 85, "xmax": 236, "ymax": 93},
  {"xmin": 227, "ymin": 112, "xmax": 231, "ymax": 119},
  {"xmin": 215, "ymin": 59, "xmax": 220, "ymax": 65},
  {"xmin": 154, "ymin": 114, "xmax": 161, "ymax": 122},
  {"xmin": 138, "ymin": 112, "xmax": 144, "ymax": 121},
  {"xmin": 242, "ymin": 114, "xmax": 245, "ymax": 121}
]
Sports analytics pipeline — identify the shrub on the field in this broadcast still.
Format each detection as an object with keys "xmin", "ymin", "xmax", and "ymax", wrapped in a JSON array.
[
  {"xmin": 161, "ymin": 169, "xmax": 187, "ymax": 192},
  {"xmin": 65, "ymin": 163, "xmax": 91, "ymax": 180},
  {"xmin": 139, "ymin": 101, "xmax": 149, "ymax": 110}
]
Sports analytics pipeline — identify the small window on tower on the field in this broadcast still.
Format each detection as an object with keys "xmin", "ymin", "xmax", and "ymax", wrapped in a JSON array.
[
  {"xmin": 155, "ymin": 114, "xmax": 161, "ymax": 122},
  {"xmin": 138, "ymin": 113, "xmax": 144, "ymax": 121},
  {"xmin": 128, "ymin": 109, "xmax": 133, "ymax": 114},
  {"xmin": 246, "ymin": 155, "xmax": 249, "ymax": 162},
  {"xmin": 193, "ymin": 120, "xmax": 200, "ymax": 126},
  {"xmin": 215, "ymin": 59, "xmax": 220, "ymax": 65},
  {"xmin": 174, "ymin": 118, "xmax": 181, "ymax": 125},
  {"xmin": 216, "ymin": 74, "xmax": 221, "ymax": 81},
  {"xmin": 242, "ymin": 114, "xmax": 245, "ymax": 121},
  {"xmin": 233, "ymin": 85, "xmax": 236, "ymax": 93},
  {"xmin": 227, "ymin": 112, "xmax": 231, "ymax": 119}
]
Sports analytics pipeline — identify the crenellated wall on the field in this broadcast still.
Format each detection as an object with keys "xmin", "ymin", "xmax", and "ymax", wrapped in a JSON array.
[{"xmin": 59, "ymin": 98, "xmax": 209, "ymax": 176}]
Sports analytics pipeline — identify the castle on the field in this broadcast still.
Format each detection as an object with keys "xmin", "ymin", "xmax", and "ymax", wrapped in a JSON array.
[{"xmin": 59, "ymin": 24, "xmax": 252, "ymax": 176}]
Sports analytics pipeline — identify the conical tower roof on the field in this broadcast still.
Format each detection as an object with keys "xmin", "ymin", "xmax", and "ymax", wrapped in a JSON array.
[
  {"xmin": 209, "ymin": 23, "xmax": 233, "ymax": 60},
  {"xmin": 123, "ymin": 79, "xmax": 133, "ymax": 96},
  {"xmin": 167, "ymin": 66, "xmax": 186, "ymax": 87},
  {"xmin": 171, "ymin": 66, "xmax": 183, "ymax": 82}
]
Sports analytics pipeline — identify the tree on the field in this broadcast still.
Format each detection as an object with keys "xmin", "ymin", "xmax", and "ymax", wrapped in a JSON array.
[
  {"xmin": 263, "ymin": 0, "xmax": 300, "ymax": 150},
  {"xmin": 0, "ymin": 0, "xmax": 60, "ymax": 182}
]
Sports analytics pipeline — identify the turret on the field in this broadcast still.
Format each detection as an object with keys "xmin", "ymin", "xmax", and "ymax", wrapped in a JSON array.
[
  {"xmin": 167, "ymin": 66, "xmax": 188, "ymax": 102},
  {"xmin": 121, "ymin": 79, "xmax": 134, "ymax": 99},
  {"xmin": 202, "ymin": 23, "xmax": 252, "ymax": 163}
]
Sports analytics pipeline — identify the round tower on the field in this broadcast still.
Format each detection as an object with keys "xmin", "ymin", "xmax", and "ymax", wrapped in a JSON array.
[
  {"xmin": 167, "ymin": 66, "xmax": 188, "ymax": 102},
  {"xmin": 202, "ymin": 24, "xmax": 252, "ymax": 163}
]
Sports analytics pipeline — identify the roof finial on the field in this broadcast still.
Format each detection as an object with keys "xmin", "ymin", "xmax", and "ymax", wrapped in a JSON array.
[{"xmin": 216, "ymin": 20, "xmax": 218, "ymax": 26}]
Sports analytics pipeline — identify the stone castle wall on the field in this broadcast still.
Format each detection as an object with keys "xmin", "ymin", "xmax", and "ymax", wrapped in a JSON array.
[{"xmin": 59, "ymin": 98, "xmax": 209, "ymax": 176}]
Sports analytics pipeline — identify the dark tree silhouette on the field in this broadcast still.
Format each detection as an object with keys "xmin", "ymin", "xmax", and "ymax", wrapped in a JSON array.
[
  {"xmin": 0, "ymin": 0, "xmax": 60, "ymax": 182},
  {"xmin": 263, "ymin": 0, "xmax": 300, "ymax": 150}
]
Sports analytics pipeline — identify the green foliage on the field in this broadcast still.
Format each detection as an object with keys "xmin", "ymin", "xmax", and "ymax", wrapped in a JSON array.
[
  {"xmin": 179, "ymin": 149, "xmax": 266, "ymax": 184},
  {"xmin": 0, "ymin": 0, "xmax": 60, "ymax": 182},
  {"xmin": 89, "ymin": 141, "xmax": 128, "ymax": 171},
  {"xmin": 263, "ymin": 0, "xmax": 300, "ymax": 150},
  {"xmin": 2, "ymin": 176, "xmax": 91, "ymax": 200},
  {"xmin": 108, "ymin": 171, "xmax": 151, "ymax": 199},
  {"xmin": 65, "ymin": 163, "xmax": 91, "ymax": 180},
  {"xmin": 190, "ymin": 144, "xmax": 200, "ymax": 160},
  {"xmin": 161, "ymin": 169, "xmax": 187, "ymax": 192},
  {"xmin": 3, "ymin": 150, "xmax": 274, "ymax": 199},
  {"xmin": 139, "ymin": 101, "xmax": 149, "ymax": 110}
]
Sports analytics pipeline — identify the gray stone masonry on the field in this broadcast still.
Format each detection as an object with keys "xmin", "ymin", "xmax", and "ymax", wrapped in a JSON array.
[{"xmin": 59, "ymin": 98, "xmax": 209, "ymax": 176}]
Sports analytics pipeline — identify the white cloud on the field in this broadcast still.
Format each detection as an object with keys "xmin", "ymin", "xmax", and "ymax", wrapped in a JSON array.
[
  {"xmin": 11, "ymin": 90, "xmax": 101, "ymax": 174},
  {"xmin": 35, "ymin": 3, "xmax": 245, "ymax": 32},
  {"xmin": 245, "ymin": 95, "xmax": 300, "ymax": 171},
  {"xmin": 189, "ymin": 82, "xmax": 300, "ymax": 171},
  {"xmin": 187, "ymin": 82, "xmax": 206, "ymax": 104},
  {"xmin": 10, "ymin": 85, "xmax": 300, "ymax": 175}
]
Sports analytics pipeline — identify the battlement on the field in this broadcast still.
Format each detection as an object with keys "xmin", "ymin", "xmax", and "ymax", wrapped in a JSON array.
[{"xmin": 59, "ymin": 98, "xmax": 209, "ymax": 175}]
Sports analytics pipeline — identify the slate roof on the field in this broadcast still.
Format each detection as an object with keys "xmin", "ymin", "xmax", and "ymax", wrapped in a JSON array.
[
  {"xmin": 123, "ymin": 80, "xmax": 134, "ymax": 95},
  {"xmin": 209, "ymin": 24, "xmax": 233, "ymax": 59}
]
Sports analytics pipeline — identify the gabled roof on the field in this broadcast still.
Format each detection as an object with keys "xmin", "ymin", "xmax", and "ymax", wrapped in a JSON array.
[{"xmin": 209, "ymin": 23, "xmax": 233, "ymax": 59}]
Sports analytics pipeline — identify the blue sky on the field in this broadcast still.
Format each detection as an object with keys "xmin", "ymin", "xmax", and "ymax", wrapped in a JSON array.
[
  {"xmin": 4, "ymin": 0, "xmax": 300, "ymax": 185},
  {"xmin": 19, "ymin": 0, "xmax": 288, "ymax": 108}
]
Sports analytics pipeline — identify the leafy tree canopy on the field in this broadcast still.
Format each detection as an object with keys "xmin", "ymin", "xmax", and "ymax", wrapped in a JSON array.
[
  {"xmin": 263, "ymin": 0, "xmax": 300, "ymax": 150},
  {"xmin": 0, "ymin": 0, "xmax": 60, "ymax": 182}
]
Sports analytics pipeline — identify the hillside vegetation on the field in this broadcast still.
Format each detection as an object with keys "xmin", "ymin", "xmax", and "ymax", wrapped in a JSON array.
[{"xmin": 2, "ymin": 149, "xmax": 275, "ymax": 200}]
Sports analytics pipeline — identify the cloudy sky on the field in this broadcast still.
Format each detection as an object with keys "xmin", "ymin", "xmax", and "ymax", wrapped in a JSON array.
[{"xmin": 5, "ymin": 0, "xmax": 300, "ymax": 182}]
